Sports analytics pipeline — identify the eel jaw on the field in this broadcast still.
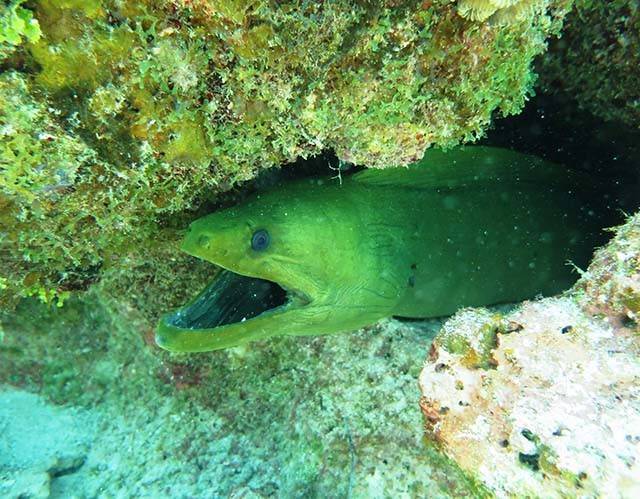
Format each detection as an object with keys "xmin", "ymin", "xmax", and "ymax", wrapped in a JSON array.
[{"xmin": 155, "ymin": 270, "xmax": 312, "ymax": 352}]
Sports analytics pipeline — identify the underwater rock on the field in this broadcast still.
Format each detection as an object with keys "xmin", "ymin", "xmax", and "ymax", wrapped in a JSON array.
[
  {"xmin": 541, "ymin": 0, "xmax": 640, "ymax": 128},
  {"xmin": 574, "ymin": 211, "xmax": 640, "ymax": 327},
  {"xmin": 0, "ymin": 389, "xmax": 94, "ymax": 498},
  {"xmin": 419, "ymin": 213, "xmax": 640, "ymax": 498},
  {"xmin": 0, "ymin": 470, "xmax": 50, "ymax": 499}
]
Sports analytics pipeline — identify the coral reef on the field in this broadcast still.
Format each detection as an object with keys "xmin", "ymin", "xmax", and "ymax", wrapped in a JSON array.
[
  {"xmin": 419, "ymin": 213, "xmax": 640, "ymax": 497},
  {"xmin": 540, "ymin": 0, "xmax": 640, "ymax": 128},
  {"xmin": 1, "ymin": 0, "xmax": 573, "ymax": 308},
  {"xmin": 3, "ymin": 1, "xmax": 637, "ymax": 495}
]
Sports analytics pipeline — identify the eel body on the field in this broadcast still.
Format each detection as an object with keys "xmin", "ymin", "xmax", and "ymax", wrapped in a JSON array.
[{"xmin": 156, "ymin": 146, "xmax": 608, "ymax": 352}]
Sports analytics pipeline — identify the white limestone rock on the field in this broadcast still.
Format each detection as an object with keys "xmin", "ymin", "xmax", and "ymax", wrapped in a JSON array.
[{"xmin": 419, "ymin": 213, "xmax": 640, "ymax": 498}]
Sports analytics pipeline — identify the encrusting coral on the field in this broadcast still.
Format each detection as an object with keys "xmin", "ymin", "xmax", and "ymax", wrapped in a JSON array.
[
  {"xmin": 457, "ymin": 0, "xmax": 560, "ymax": 24},
  {"xmin": 1, "ymin": 0, "xmax": 574, "ymax": 310}
]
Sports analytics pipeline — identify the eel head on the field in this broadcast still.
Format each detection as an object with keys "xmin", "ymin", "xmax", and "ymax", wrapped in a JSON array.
[{"xmin": 155, "ymin": 185, "xmax": 388, "ymax": 352}]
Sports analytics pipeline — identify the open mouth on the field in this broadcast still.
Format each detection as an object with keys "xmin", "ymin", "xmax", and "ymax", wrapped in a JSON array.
[{"xmin": 162, "ymin": 270, "xmax": 307, "ymax": 331}]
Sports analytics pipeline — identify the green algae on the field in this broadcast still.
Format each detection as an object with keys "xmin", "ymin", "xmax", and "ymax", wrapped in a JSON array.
[
  {"xmin": 435, "ymin": 311, "xmax": 505, "ymax": 370},
  {"xmin": 0, "ymin": 1, "xmax": 41, "ymax": 58}
]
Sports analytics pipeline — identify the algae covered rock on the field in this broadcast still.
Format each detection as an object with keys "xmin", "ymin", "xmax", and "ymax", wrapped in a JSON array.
[
  {"xmin": 574, "ymin": 208, "xmax": 640, "ymax": 326},
  {"xmin": 1, "ymin": 0, "xmax": 574, "ymax": 307},
  {"xmin": 419, "ymin": 213, "xmax": 640, "ymax": 498},
  {"xmin": 541, "ymin": 0, "xmax": 640, "ymax": 128}
]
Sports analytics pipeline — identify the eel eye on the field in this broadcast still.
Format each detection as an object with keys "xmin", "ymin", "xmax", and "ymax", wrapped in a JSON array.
[{"xmin": 251, "ymin": 229, "xmax": 270, "ymax": 251}]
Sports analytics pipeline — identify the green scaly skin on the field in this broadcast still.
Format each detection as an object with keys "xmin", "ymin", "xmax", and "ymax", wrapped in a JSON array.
[{"xmin": 156, "ymin": 146, "xmax": 609, "ymax": 352}]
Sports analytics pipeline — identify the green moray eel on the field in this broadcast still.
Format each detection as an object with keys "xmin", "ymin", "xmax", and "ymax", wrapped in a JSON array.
[{"xmin": 156, "ymin": 146, "xmax": 610, "ymax": 352}]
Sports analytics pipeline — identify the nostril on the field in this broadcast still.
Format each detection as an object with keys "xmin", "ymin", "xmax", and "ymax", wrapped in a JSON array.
[{"xmin": 197, "ymin": 234, "xmax": 211, "ymax": 248}]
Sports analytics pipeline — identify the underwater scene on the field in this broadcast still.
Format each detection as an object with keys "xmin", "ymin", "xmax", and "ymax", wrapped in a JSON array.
[{"xmin": 1, "ymin": 1, "xmax": 639, "ymax": 498}]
